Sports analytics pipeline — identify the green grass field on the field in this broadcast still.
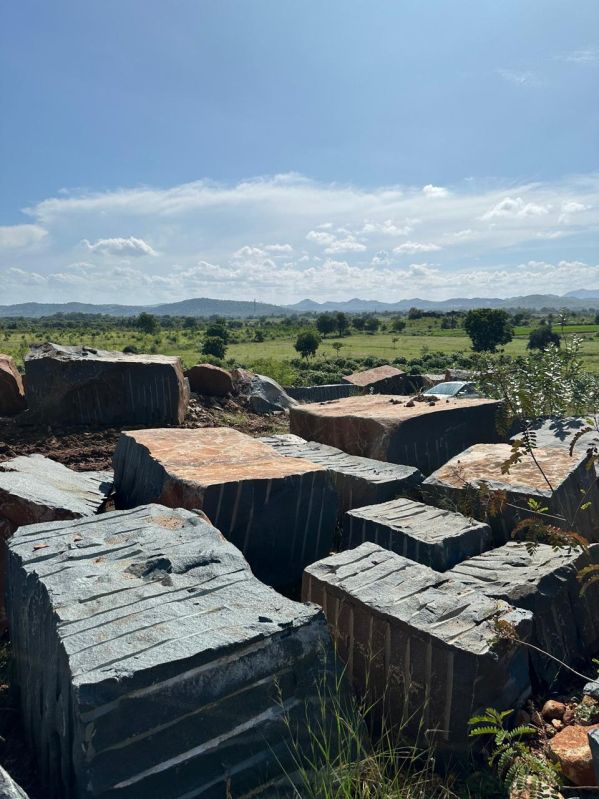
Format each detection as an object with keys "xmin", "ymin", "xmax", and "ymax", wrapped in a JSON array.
[{"xmin": 4, "ymin": 324, "xmax": 599, "ymax": 374}]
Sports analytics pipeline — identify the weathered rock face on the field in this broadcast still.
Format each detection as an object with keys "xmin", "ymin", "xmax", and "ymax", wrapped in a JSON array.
[
  {"xmin": 259, "ymin": 434, "xmax": 422, "ymax": 515},
  {"xmin": 590, "ymin": 728, "xmax": 599, "ymax": 784},
  {"xmin": 24, "ymin": 343, "xmax": 189, "ymax": 427},
  {"xmin": 7, "ymin": 505, "xmax": 337, "ymax": 799},
  {"xmin": 285, "ymin": 383, "xmax": 361, "ymax": 403},
  {"xmin": 289, "ymin": 395, "xmax": 502, "ymax": 474},
  {"xmin": 232, "ymin": 369, "xmax": 298, "ymax": 414},
  {"xmin": 0, "ymin": 455, "xmax": 112, "ymax": 625},
  {"xmin": 342, "ymin": 365, "xmax": 408, "ymax": 394},
  {"xmin": 548, "ymin": 724, "xmax": 599, "ymax": 787},
  {"xmin": 185, "ymin": 363, "xmax": 234, "ymax": 396},
  {"xmin": 303, "ymin": 542, "xmax": 532, "ymax": 750},
  {"xmin": 447, "ymin": 542, "xmax": 599, "ymax": 686},
  {"xmin": 0, "ymin": 354, "xmax": 26, "ymax": 416},
  {"xmin": 113, "ymin": 428, "xmax": 338, "ymax": 588},
  {"xmin": 342, "ymin": 497, "xmax": 493, "ymax": 571},
  {"xmin": 423, "ymin": 443, "xmax": 599, "ymax": 544},
  {"xmin": 0, "ymin": 766, "xmax": 30, "ymax": 799}
]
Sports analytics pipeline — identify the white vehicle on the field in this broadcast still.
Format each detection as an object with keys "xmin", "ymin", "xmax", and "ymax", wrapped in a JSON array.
[{"xmin": 422, "ymin": 380, "xmax": 482, "ymax": 400}]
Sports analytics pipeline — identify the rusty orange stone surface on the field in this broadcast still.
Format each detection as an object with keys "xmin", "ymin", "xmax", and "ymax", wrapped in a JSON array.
[
  {"xmin": 548, "ymin": 723, "xmax": 599, "ymax": 786},
  {"xmin": 343, "ymin": 365, "xmax": 405, "ymax": 387},
  {"xmin": 121, "ymin": 427, "xmax": 325, "ymax": 486}
]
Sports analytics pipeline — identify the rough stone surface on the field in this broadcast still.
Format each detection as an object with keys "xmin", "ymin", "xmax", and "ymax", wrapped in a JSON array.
[
  {"xmin": 342, "ymin": 497, "xmax": 493, "ymax": 571},
  {"xmin": 290, "ymin": 395, "xmax": 502, "ymax": 474},
  {"xmin": 113, "ymin": 427, "xmax": 338, "ymax": 588},
  {"xmin": 548, "ymin": 724, "xmax": 599, "ymax": 787},
  {"xmin": 0, "ymin": 454, "xmax": 112, "ymax": 625},
  {"xmin": 24, "ymin": 342, "xmax": 189, "ymax": 427},
  {"xmin": 591, "ymin": 728, "xmax": 599, "ymax": 784},
  {"xmin": 0, "ymin": 766, "xmax": 29, "ymax": 799},
  {"xmin": 447, "ymin": 542, "xmax": 599, "ymax": 686},
  {"xmin": 285, "ymin": 384, "xmax": 361, "ymax": 403},
  {"xmin": 185, "ymin": 363, "xmax": 234, "ymax": 396},
  {"xmin": 0, "ymin": 354, "xmax": 26, "ymax": 417},
  {"xmin": 585, "ymin": 682, "xmax": 599, "ymax": 701},
  {"xmin": 260, "ymin": 434, "xmax": 423, "ymax": 515},
  {"xmin": 510, "ymin": 417, "xmax": 592, "ymax": 453},
  {"xmin": 303, "ymin": 542, "xmax": 532, "ymax": 750},
  {"xmin": 6, "ymin": 505, "xmax": 337, "ymax": 799},
  {"xmin": 423, "ymin": 443, "xmax": 599, "ymax": 544},
  {"xmin": 342, "ymin": 365, "xmax": 409, "ymax": 394},
  {"xmin": 233, "ymin": 370, "xmax": 298, "ymax": 414}
]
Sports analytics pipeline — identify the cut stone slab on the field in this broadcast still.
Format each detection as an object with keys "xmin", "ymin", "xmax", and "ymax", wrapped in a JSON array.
[
  {"xmin": 0, "ymin": 354, "xmax": 26, "ymax": 416},
  {"xmin": 185, "ymin": 363, "xmax": 234, "ymax": 396},
  {"xmin": 342, "ymin": 365, "xmax": 408, "ymax": 394},
  {"xmin": 0, "ymin": 766, "xmax": 29, "ymax": 799},
  {"xmin": 113, "ymin": 427, "xmax": 338, "ymax": 588},
  {"xmin": 6, "ymin": 505, "xmax": 337, "ymax": 799},
  {"xmin": 289, "ymin": 395, "xmax": 502, "ymax": 474},
  {"xmin": 303, "ymin": 542, "xmax": 532, "ymax": 750},
  {"xmin": 423, "ymin": 443, "xmax": 599, "ymax": 544},
  {"xmin": 0, "ymin": 455, "xmax": 112, "ymax": 626},
  {"xmin": 24, "ymin": 342, "xmax": 189, "ymax": 427},
  {"xmin": 342, "ymin": 497, "xmax": 493, "ymax": 571},
  {"xmin": 447, "ymin": 541, "xmax": 599, "ymax": 686},
  {"xmin": 259, "ymin": 434, "xmax": 423, "ymax": 515}
]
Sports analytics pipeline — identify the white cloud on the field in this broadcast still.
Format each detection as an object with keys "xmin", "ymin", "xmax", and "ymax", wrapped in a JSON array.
[
  {"xmin": 393, "ymin": 241, "xmax": 441, "ymax": 254},
  {"xmin": 560, "ymin": 48, "xmax": 599, "ymax": 65},
  {"xmin": 83, "ymin": 236, "xmax": 158, "ymax": 257},
  {"xmin": 422, "ymin": 184, "xmax": 448, "ymax": 197},
  {"xmin": 481, "ymin": 196, "xmax": 551, "ymax": 220},
  {"xmin": 264, "ymin": 243, "xmax": 293, "ymax": 253},
  {"xmin": 0, "ymin": 224, "xmax": 47, "ymax": 249},
  {"xmin": 324, "ymin": 238, "xmax": 367, "ymax": 254},
  {"xmin": 496, "ymin": 69, "xmax": 540, "ymax": 86},
  {"xmin": 361, "ymin": 219, "xmax": 413, "ymax": 236}
]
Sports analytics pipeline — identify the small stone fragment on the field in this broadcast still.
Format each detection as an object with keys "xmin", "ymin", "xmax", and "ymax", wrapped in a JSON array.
[
  {"xmin": 548, "ymin": 723, "xmax": 599, "ymax": 786},
  {"xmin": 543, "ymin": 700, "xmax": 567, "ymax": 721}
]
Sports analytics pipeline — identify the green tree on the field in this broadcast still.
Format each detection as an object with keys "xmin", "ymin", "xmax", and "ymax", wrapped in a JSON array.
[
  {"xmin": 391, "ymin": 316, "xmax": 406, "ymax": 333},
  {"xmin": 364, "ymin": 316, "xmax": 380, "ymax": 333},
  {"xmin": 527, "ymin": 324, "xmax": 561, "ymax": 351},
  {"xmin": 316, "ymin": 313, "xmax": 336, "ymax": 337},
  {"xmin": 335, "ymin": 312, "xmax": 350, "ymax": 336},
  {"xmin": 136, "ymin": 312, "xmax": 158, "ymax": 334},
  {"xmin": 464, "ymin": 308, "xmax": 513, "ymax": 352},
  {"xmin": 202, "ymin": 337, "xmax": 227, "ymax": 359},
  {"xmin": 294, "ymin": 330, "xmax": 321, "ymax": 358},
  {"xmin": 205, "ymin": 322, "xmax": 229, "ymax": 343}
]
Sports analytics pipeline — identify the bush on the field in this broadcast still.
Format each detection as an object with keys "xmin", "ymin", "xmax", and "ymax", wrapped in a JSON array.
[{"xmin": 202, "ymin": 337, "xmax": 227, "ymax": 359}]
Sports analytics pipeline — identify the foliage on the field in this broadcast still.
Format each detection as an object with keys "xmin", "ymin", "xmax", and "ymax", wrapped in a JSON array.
[
  {"xmin": 136, "ymin": 312, "xmax": 158, "ymax": 334},
  {"xmin": 469, "ymin": 708, "xmax": 560, "ymax": 797},
  {"xmin": 392, "ymin": 316, "xmax": 407, "ymax": 333},
  {"xmin": 527, "ymin": 324, "xmax": 561, "ymax": 351},
  {"xmin": 316, "ymin": 314, "xmax": 337, "ymax": 337},
  {"xmin": 202, "ymin": 336, "xmax": 227, "ymax": 359},
  {"xmin": 295, "ymin": 330, "xmax": 321, "ymax": 358},
  {"xmin": 205, "ymin": 322, "xmax": 230, "ymax": 343},
  {"xmin": 464, "ymin": 308, "xmax": 513, "ymax": 352}
]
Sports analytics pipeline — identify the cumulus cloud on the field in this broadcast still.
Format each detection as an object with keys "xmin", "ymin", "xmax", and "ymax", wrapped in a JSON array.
[
  {"xmin": 393, "ymin": 241, "xmax": 441, "ymax": 255},
  {"xmin": 0, "ymin": 224, "xmax": 47, "ymax": 249},
  {"xmin": 361, "ymin": 219, "xmax": 413, "ymax": 236},
  {"xmin": 481, "ymin": 196, "xmax": 551, "ymax": 220},
  {"xmin": 83, "ymin": 236, "xmax": 158, "ymax": 257},
  {"xmin": 422, "ymin": 184, "xmax": 448, "ymax": 197}
]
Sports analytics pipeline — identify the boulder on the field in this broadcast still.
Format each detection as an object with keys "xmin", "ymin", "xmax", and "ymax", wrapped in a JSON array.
[
  {"xmin": 342, "ymin": 497, "xmax": 493, "ymax": 571},
  {"xmin": 290, "ymin": 395, "xmax": 502, "ymax": 474},
  {"xmin": 23, "ymin": 342, "xmax": 189, "ymax": 427},
  {"xmin": 342, "ymin": 365, "xmax": 408, "ymax": 394},
  {"xmin": 113, "ymin": 427, "xmax": 338, "ymax": 588},
  {"xmin": 0, "ymin": 454, "xmax": 112, "ymax": 625},
  {"xmin": 591, "ymin": 728, "xmax": 599, "ymax": 784},
  {"xmin": 185, "ymin": 363, "xmax": 234, "ymax": 396},
  {"xmin": 303, "ymin": 542, "xmax": 532, "ymax": 751},
  {"xmin": 0, "ymin": 354, "xmax": 26, "ymax": 416},
  {"xmin": 446, "ymin": 542, "xmax": 599, "ymax": 686},
  {"xmin": 548, "ymin": 724, "xmax": 599, "ymax": 787},
  {"xmin": 6, "ymin": 505, "xmax": 338, "ymax": 799},
  {"xmin": 260, "ymin": 433, "xmax": 423, "ymax": 515},
  {"xmin": 0, "ymin": 766, "xmax": 29, "ymax": 798},
  {"xmin": 233, "ymin": 370, "xmax": 297, "ymax": 414},
  {"xmin": 423, "ymin": 443, "xmax": 599, "ymax": 544}
]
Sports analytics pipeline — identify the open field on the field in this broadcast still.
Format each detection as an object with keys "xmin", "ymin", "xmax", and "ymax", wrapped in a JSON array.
[{"xmin": 4, "ymin": 325, "xmax": 599, "ymax": 374}]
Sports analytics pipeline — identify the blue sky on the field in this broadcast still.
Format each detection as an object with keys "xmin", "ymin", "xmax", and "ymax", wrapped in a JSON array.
[{"xmin": 1, "ymin": 0, "xmax": 598, "ymax": 304}]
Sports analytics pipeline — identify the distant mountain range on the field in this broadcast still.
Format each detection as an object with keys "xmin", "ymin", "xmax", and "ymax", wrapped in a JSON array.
[{"xmin": 1, "ymin": 291, "xmax": 599, "ymax": 318}]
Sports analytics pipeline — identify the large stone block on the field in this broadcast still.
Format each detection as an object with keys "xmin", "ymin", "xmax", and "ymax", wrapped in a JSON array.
[
  {"xmin": 260, "ymin": 434, "xmax": 422, "ymax": 515},
  {"xmin": 24, "ymin": 343, "xmax": 189, "ymax": 427},
  {"xmin": 185, "ymin": 363, "xmax": 234, "ymax": 397},
  {"xmin": 447, "ymin": 541, "xmax": 599, "ymax": 686},
  {"xmin": 6, "ymin": 505, "xmax": 337, "ymax": 799},
  {"xmin": 0, "ymin": 455, "xmax": 112, "ymax": 625},
  {"xmin": 0, "ymin": 766, "xmax": 29, "ymax": 799},
  {"xmin": 303, "ymin": 542, "xmax": 532, "ymax": 750},
  {"xmin": 0, "ymin": 354, "xmax": 26, "ymax": 416},
  {"xmin": 342, "ymin": 497, "xmax": 493, "ymax": 571},
  {"xmin": 289, "ymin": 395, "xmax": 502, "ymax": 474},
  {"xmin": 342, "ymin": 365, "xmax": 408, "ymax": 394},
  {"xmin": 423, "ymin": 443, "xmax": 599, "ymax": 544},
  {"xmin": 113, "ymin": 428, "xmax": 338, "ymax": 588}
]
